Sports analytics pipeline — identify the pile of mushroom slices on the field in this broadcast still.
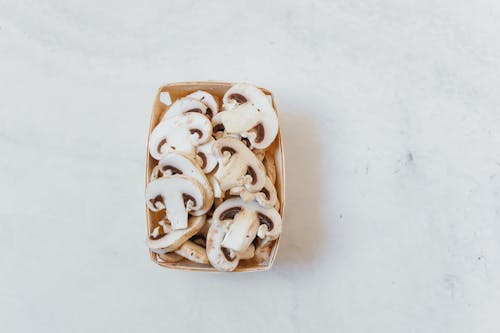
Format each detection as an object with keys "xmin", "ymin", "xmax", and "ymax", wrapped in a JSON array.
[{"xmin": 145, "ymin": 83, "xmax": 283, "ymax": 271}]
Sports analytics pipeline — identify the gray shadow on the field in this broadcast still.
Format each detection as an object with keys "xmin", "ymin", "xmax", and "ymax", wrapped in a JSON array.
[{"xmin": 275, "ymin": 112, "xmax": 326, "ymax": 267}]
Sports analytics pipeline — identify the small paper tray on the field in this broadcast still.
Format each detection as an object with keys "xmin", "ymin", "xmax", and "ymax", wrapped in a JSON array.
[{"xmin": 145, "ymin": 82, "xmax": 285, "ymax": 272}]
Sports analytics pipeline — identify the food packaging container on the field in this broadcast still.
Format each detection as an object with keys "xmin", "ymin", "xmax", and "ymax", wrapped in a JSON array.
[{"xmin": 145, "ymin": 81, "xmax": 285, "ymax": 272}]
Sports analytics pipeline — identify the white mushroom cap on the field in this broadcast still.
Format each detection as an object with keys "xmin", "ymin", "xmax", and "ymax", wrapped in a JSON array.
[
  {"xmin": 145, "ymin": 175, "xmax": 205, "ymax": 230},
  {"xmin": 147, "ymin": 215, "xmax": 205, "ymax": 254},
  {"xmin": 230, "ymin": 176, "xmax": 278, "ymax": 208},
  {"xmin": 213, "ymin": 137, "xmax": 266, "ymax": 193},
  {"xmin": 162, "ymin": 97, "xmax": 208, "ymax": 119},
  {"xmin": 187, "ymin": 91, "xmax": 219, "ymax": 118},
  {"xmin": 195, "ymin": 137, "xmax": 218, "ymax": 173},
  {"xmin": 213, "ymin": 83, "xmax": 279, "ymax": 149},
  {"xmin": 157, "ymin": 152, "xmax": 213, "ymax": 216},
  {"xmin": 213, "ymin": 197, "xmax": 282, "ymax": 245},
  {"xmin": 149, "ymin": 112, "xmax": 212, "ymax": 160}
]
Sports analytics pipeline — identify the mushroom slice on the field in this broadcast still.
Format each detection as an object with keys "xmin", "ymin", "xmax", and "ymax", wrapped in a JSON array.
[
  {"xmin": 148, "ymin": 112, "xmax": 212, "ymax": 160},
  {"xmin": 187, "ymin": 91, "xmax": 219, "ymax": 119},
  {"xmin": 230, "ymin": 176, "xmax": 278, "ymax": 208},
  {"xmin": 195, "ymin": 138, "xmax": 217, "ymax": 173},
  {"xmin": 214, "ymin": 197, "xmax": 282, "ymax": 245},
  {"xmin": 206, "ymin": 220, "xmax": 240, "ymax": 272},
  {"xmin": 145, "ymin": 175, "xmax": 205, "ymax": 230},
  {"xmin": 162, "ymin": 97, "xmax": 208, "ymax": 119},
  {"xmin": 174, "ymin": 240, "xmax": 209, "ymax": 264},
  {"xmin": 220, "ymin": 205, "xmax": 259, "ymax": 252},
  {"xmin": 147, "ymin": 215, "xmax": 205, "ymax": 254},
  {"xmin": 207, "ymin": 198, "xmax": 281, "ymax": 271},
  {"xmin": 213, "ymin": 83, "xmax": 278, "ymax": 149},
  {"xmin": 157, "ymin": 152, "xmax": 213, "ymax": 216},
  {"xmin": 213, "ymin": 137, "xmax": 266, "ymax": 193}
]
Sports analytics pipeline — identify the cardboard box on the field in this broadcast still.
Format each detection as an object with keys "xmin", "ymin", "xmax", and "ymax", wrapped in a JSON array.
[{"xmin": 145, "ymin": 82, "xmax": 285, "ymax": 272}]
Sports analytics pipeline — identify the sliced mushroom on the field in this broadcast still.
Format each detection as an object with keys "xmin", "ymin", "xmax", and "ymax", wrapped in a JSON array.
[
  {"xmin": 187, "ymin": 91, "xmax": 219, "ymax": 119},
  {"xmin": 147, "ymin": 215, "xmax": 205, "ymax": 254},
  {"xmin": 162, "ymin": 97, "xmax": 208, "ymax": 119},
  {"xmin": 157, "ymin": 152, "xmax": 213, "ymax": 216},
  {"xmin": 206, "ymin": 220, "xmax": 240, "ymax": 271},
  {"xmin": 220, "ymin": 205, "xmax": 259, "ymax": 252},
  {"xmin": 230, "ymin": 176, "xmax": 278, "ymax": 208},
  {"xmin": 149, "ymin": 113, "xmax": 212, "ymax": 160},
  {"xmin": 207, "ymin": 197, "xmax": 281, "ymax": 271},
  {"xmin": 195, "ymin": 138, "xmax": 217, "ymax": 173},
  {"xmin": 145, "ymin": 175, "xmax": 205, "ymax": 230},
  {"xmin": 213, "ymin": 83, "xmax": 279, "ymax": 149},
  {"xmin": 213, "ymin": 137, "xmax": 266, "ymax": 193},
  {"xmin": 174, "ymin": 240, "xmax": 209, "ymax": 264},
  {"xmin": 263, "ymin": 149, "xmax": 277, "ymax": 185},
  {"xmin": 214, "ymin": 197, "xmax": 282, "ymax": 245}
]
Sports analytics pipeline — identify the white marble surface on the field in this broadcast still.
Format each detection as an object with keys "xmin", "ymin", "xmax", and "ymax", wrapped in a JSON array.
[{"xmin": 1, "ymin": 1, "xmax": 500, "ymax": 332}]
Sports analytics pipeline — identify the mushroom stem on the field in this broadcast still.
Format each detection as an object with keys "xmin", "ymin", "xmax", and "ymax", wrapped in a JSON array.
[
  {"xmin": 166, "ymin": 194, "xmax": 189, "ymax": 230},
  {"xmin": 221, "ymin": 208, "xmax": 259, "ymax": 252}
]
